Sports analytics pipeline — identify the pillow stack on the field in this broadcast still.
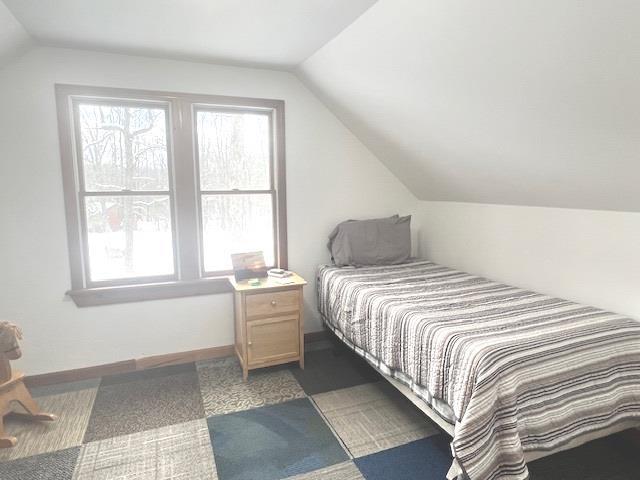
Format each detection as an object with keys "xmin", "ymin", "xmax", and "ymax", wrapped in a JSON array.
[{"xmin": 327, "ymin": 214, "xmax": 411, "ymax": 267}]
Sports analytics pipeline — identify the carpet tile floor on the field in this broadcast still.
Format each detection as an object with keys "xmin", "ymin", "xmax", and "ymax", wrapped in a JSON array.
[
  {"xmin": 0, "ymin": 447, "xmax": 80, "ymax": 480},
  {"xmin": 291, "ymin": 347, "xmax": 380, "ymax": 396},
  {"xmin": 0, "ymin": 381, "xmax": 97, "ymax": 462},
  {"xmin": 209, "ymin": 398, "xmax": 348, "ymax": 480},
  {"xmin": 1, "ymin": 343, "xmax": 639, "ymax": 479},
  {"xmin": 83, "ymin": 363, "xmax": 204, "ymax": 443},
  {"xmin": 354, "ymin": 437, "xmax": 452, "ymax": 480},
  {"xmin": 312, "ymin": 381, "xmax": 439, "ymax": 457},
  {"xmin": 286, "ymin": 461, "xmax": 364, "ymax": 480},
  {"xmin": 74, "ymin": 419, "xmax": 216, "ymax": 480},
  {"xmin": 198, "ymin": 357, "xmax": 305, "ymax": 416}
]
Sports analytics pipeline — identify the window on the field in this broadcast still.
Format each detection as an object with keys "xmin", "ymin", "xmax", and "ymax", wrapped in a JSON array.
[
  {"xmin": 195, "ymin": 109, "xmax": 275, "ymax": 273},
  {"xmin": 56, "ymin": 85, "xmax": 286, "ymax": 306},
  {"xmin": 78, "ymin": 102, "xmax": 176, "ymax": 283}
]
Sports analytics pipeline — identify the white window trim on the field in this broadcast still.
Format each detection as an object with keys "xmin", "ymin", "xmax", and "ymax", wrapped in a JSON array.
[{"xmin": 55, "ymin": 84, "xmax": 287, "ymax": 307}]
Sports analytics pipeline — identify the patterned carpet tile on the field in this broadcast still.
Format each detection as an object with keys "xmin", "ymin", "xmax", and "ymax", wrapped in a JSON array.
[
  {"xmin": 83, "ymin": 363, "xmax": 204, "ymax": 442},
  {"xmin": 73, "ymin": 419, "xmax": 217, "ymax": 480},
  {"xmin": 285, "ymin": 461, "xmax": 364, "ymax": 480},
  {"xmin": 0, "ymin": 446, "xmax": 80, "ymax": 480},
  {"xmin": 209, "ymin": 397, "xmax": 348, "ymax": 480},
  {"xmin": 0, "ymin": 385, "xmax": 97, "ymax": 461},
  {"xmin": 354, "ymin": 436, "xmax": 452, "ymax": 480},
  {"xmin": 312, "ymin": 381, "xmax": 438, "ymax": 457},
  {"xmin": 290, "ymin": 347, "xmax": 380, "ymax": 396},
  {"xmin": 197, "ymin": 357, "xmax": 305, "ymax": 416}
]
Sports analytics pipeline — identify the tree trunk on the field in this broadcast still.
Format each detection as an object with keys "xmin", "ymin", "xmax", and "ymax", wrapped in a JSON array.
[{"xmin": 123, "ymin": 110, "xmax": 135, "ymax": 272}]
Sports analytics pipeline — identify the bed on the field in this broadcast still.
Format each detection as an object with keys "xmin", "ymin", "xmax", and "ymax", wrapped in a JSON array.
[{"xmin": 317, "ymin": 260, "xmax": 640, "ymax": 480}]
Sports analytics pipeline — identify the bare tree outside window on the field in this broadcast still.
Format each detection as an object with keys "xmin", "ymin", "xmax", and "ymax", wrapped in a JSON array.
[
  {"xmin": 197, "ymin": 110, "xmax": 275, "ymax": 272},
  {"xmin": 78, "ymin": 104, "xmax": 174, "ymax": 281}
]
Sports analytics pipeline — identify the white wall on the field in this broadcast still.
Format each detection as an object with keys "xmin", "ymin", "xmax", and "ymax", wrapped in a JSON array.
[
  {"xmin": 417, "ymin": 201, "xmax": 640, "ymax": 320},
  {"xmin": 0, "ymin": 46, "xmax": 417, "ymax": 375}
]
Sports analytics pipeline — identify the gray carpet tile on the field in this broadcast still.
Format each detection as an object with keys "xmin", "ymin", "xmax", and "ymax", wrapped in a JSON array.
[
  {"xmin": 312, "ymin": 381, "xmax": 439, "ymax": 458},
  {"xmin": 304, "ymin": 340, "xmax": 334, "ymax": 352},
  {"xmin": 290, "ymin": 347, "xmax": 380, "ymax": 396},
  {"xmin": 285, "ymin": 461, "xmax": 364, "ymax": 479},
  {"xmin": 209, "ymin": 397, "xmax": 348, "ymax": 480},
  {"xmin": 100, "ymin": 363, "xmax": 195, "ymax": 386},
  {"xmin": 197, "ymin": 357, "xmax": 305, "ymax": 416},
  {"xmin": 529, "ymin": 432, "xmax": 640, "ymax": 480},
  {"xmin": 83, "ymin": 364, "xmax": 204, "ymax": 443},
  {"xmin": 73, "ymin": 419, "xmax": 217, "ymax": 480},
  {"xmin": 0, "ymin": 446, "xmax": 80, "ymax": 480},
  {"xmin": 0, "ymin": 385, "xmax": 98, "ymax": 461}
]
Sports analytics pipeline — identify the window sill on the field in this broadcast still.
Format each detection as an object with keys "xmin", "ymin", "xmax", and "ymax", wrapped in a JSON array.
[{"xmin": 67, "ymin": 277, "xmax": 233, "ymax": 307}]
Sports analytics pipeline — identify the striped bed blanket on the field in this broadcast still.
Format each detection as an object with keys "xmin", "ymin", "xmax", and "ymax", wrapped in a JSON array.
[{"xmin": 316, "ymin": 260, "xmax": 640, "ymax": 480}]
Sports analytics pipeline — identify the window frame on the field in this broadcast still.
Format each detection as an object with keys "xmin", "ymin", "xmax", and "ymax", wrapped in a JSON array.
[
  {"xmin": 193, "ymin": 105, "xmax": 278, "ymax": 276},
  {"xmin": 56, "ymin": 84, "xmax": 287, "ymax": 306},
  {"xmin": 72, "ymin": 98, "xmax": 179, "ymax": 287}
]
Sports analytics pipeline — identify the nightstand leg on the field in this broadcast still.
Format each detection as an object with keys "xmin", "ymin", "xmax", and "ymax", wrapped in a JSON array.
[
  {"xmin": 299, "ymin": 358, "xmax": 304, "ymax": 369},
  {"xmin": 242, "ymin": 365, "xmax": 249, "ymax": 381}
]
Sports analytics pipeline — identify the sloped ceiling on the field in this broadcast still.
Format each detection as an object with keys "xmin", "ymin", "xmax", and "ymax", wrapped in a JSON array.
[
  {"xmin": 298, "ymin": 0, "xmax": 640, "ymax": 212},
  {"xmin": 0, "ymin": 1, "xmax": 30, "ymax": 68},
  {"xmin": 3, "ymin": 0, "xmax": 377, "ymax": 69}
]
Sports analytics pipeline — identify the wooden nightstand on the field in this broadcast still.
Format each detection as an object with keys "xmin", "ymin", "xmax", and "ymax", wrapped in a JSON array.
[{"xmin": 230, "ymin": 273, "xmax": 307, "ymax": 380}]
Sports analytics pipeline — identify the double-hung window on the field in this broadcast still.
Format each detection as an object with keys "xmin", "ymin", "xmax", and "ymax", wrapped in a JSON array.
[{"xmin": 56, "ymin": 85, "xmax": 286, "ymax": 306}]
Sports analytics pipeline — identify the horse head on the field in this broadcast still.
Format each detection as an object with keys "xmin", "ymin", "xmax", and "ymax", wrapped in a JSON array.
[{"xmin": 0, "ymin": 322, "xmax": 22, "ymax": 360}]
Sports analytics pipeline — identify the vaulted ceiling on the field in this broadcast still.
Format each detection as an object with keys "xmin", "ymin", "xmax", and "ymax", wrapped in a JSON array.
[
  {"xmin": 298, "ymin": 0, "xmax": 640, "ymax": 211},
  {"xmin": 2, "ymin": 0, "xmax": 639, "ymax": 212}
]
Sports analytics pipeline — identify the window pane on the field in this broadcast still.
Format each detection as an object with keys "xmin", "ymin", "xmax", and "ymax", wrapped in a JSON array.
[
  {"xmin": 79, "ymin": 104, "xmax": 169, "ymax": 192},
  {"xmin": 197, "ymin": 110, "xmax": 270, "ymax": 191},
  {"xmin": 85, "ymin": 196, "xmax": 174, "ymax": 281},
  {"xmin": 201, "ymin": 194, "xmax": 274, "ymax": 272}
]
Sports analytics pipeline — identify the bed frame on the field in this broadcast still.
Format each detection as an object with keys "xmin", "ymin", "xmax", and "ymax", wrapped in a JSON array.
[
  {"xmin": 323, "ymin": 326, "xmax": 464, "ymax": 478},
  {"xmin": 322, "ymin": 324, "xmax": 632, "ymax": 479},
  {"xmin": 384, "ymin": 374, "xmax": 455, "ymax": 436},
  {"xmin": 323, "ymin": 326, "xmax": 455, "ymax": 437}
]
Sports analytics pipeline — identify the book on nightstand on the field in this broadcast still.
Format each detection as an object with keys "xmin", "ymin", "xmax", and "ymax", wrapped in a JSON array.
[{"xmin": 268, "ymin": 268, "xmax": 293, "ymax": 279}]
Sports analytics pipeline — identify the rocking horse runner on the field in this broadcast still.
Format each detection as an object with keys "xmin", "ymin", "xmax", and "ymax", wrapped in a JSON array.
[{"xmin": 0, "ymin": 321, "xmax": 56, "ymax": 448}]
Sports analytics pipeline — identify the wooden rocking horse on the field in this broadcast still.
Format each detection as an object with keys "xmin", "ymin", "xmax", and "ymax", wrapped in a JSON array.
[{"xmin": 0, "ymin": 321, "xmax": 56, "ymax": 448}]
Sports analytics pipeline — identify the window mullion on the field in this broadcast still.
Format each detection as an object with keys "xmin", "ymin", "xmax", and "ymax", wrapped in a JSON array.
[{"xmin": 171, "ymin": 98, "xmax": 201, "ymax": 281}]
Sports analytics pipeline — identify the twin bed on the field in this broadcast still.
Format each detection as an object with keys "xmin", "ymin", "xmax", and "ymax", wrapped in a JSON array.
[{"xmin": 317, "ymin": 260, "xmax": 640, "ymax": 480}]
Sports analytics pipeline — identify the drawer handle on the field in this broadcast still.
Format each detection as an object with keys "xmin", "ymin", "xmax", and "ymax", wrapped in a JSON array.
[
  {"xmin": 271, "ymin": 300, "xmax": 277, "ymax": 306},
  {"xmin": 248, "ymin": 341, "xmax": 252, "ymax": 346}
]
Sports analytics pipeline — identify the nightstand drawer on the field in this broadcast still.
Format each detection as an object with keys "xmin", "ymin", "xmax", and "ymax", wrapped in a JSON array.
[
  {"xmin": 247, "ymin": 315, "xmax": 299, "ymax": 366},
  {"xmin": 245, "ymin": 289, "xmax": 300, "ymax": 319}
]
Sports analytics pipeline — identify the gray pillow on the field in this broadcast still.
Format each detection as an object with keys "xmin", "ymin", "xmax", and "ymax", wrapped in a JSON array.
[{"xmin": 328, "ymin": 215, "xmax": 411, "ymax": 266}]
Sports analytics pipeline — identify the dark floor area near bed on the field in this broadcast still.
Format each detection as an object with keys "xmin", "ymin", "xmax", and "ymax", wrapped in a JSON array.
[{"xmin": 1, "ymin": 341, "xmax": 638, "ymax": 480}]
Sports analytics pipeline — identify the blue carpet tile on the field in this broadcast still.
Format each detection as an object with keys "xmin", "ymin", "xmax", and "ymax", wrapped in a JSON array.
[
  {"xmin": 208, "ymin": 397, "xmax": 349, "ymax": 480},
  {"xmin": 355, "ymin": 435, "xmax": 452, "ymax": 480}
]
